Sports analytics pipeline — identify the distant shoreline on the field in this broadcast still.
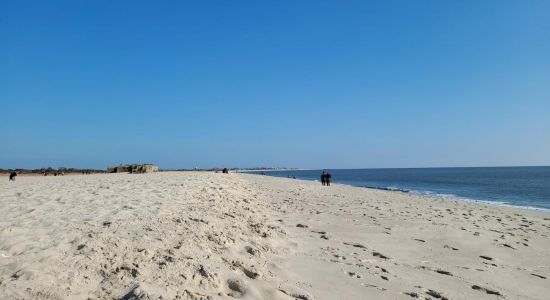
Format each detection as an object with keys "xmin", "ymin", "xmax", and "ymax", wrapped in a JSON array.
[{"xmin": 246, "ymin": 167, "xmax": 550, "ymax": 212}]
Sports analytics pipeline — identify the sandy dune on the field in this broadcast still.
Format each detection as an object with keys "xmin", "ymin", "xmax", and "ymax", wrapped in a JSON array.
[{"xmin": 1, "ymin": 172, "xmax": 549, "ymax": 299}]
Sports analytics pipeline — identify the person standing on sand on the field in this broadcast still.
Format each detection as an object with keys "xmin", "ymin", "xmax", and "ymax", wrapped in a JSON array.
[
  {"xmin": 9, "ymin": 171, "xmax": 17, "ymax": 181},
  {"xmin": 325, "ymin": 172, "xmax": 332, "ymax": 186},
  {"xmin": 321, "ymin": 171, "xmax": 326, "ymax": 186}
]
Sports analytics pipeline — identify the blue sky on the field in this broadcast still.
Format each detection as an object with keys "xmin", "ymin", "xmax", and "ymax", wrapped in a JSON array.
[{"xmin": 1, "ymin": 1, "xmax": 549, "ymax": 169}]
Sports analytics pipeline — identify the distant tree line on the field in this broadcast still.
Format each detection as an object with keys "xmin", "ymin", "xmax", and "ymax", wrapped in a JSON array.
[
  {"xmin": 164, "ymin": 167, "xmax": 296, "ymax": 172},
  {"xmin": 0, "ymin": 167, "xmax": 106, "ymax": 174}
]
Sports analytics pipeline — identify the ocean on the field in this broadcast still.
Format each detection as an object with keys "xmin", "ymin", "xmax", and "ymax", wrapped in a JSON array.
[{"xmin": 248, "ymin": 167, "xmax": 550, "ymax": 211}]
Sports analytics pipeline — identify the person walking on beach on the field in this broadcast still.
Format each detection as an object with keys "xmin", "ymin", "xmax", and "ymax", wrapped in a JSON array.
[
  {"xmin": 9, "ymin": 171, "xmax": 17, "ymax": 181},
  {"xmin": 321, "ymin": 171, "xmax": 326, "ymax": 186},
  {"xmin": 325, "ymin": 172, "xmax": 332, "ymax": 186}
]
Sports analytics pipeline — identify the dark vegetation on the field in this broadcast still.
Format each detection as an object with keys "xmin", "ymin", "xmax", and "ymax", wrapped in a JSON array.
[{"xmin": 0, "ymin": 167, "xmax": 105, "ymax": 175}]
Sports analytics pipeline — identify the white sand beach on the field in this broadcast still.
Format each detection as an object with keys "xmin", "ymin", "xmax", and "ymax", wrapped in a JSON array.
[{"xmin": 1, "ymin": 172, "xmax": 549, "ymax": 299}]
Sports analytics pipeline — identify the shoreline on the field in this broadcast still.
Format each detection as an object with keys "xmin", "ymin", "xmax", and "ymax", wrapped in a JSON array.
[
  {"xmin": 360, "ymin": 184, "xmax": 550, "ymax": 213},
  {"xmin": 245, "ymin": 173, "xmax": 550, "ymax": 217},
  {"xmin": 244, "ymin": 172, "xmax": 550, "ymax": 213}
]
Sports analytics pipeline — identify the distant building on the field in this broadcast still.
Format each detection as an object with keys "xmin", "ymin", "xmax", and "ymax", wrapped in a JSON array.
[{"xmin": 107, "ymin": 164, "xmax": 159, "ymax": 174}]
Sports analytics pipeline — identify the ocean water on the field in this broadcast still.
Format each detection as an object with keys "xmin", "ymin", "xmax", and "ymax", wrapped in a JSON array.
[{"xmin": 248, "ymin": 167, "xmax": 550, "ymax": 211}]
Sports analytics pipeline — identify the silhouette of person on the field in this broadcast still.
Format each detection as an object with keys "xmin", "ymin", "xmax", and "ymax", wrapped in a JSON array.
[
  {"xmin": 321, "ymin": 171, "xmax": 326, "ymax": 186},
  {"xmin": 9, "ymin": 171, "xmax": 17, "ymax": 181},
  {"xmin": 326, "ymin": 172, "xmax": 332, "ymax": 186}
]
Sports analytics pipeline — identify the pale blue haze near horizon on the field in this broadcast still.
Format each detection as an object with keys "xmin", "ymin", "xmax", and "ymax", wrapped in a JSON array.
[{"xmin": 1, "ymin": 1, "xmax": 549, "ymax": 169}]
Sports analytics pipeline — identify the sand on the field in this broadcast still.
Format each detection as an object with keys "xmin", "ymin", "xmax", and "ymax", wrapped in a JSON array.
[{"xmin": 1, "ymin": 172, "xmax": 549, "ymax": 299}]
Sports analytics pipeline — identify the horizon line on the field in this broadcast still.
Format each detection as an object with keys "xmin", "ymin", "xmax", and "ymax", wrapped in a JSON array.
[{"xmin": 2, "ymin": 164, "xmax": 549, "ymax": 171}]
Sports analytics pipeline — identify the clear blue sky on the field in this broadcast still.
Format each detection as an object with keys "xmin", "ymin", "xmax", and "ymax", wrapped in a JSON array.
[{"xmin": 1, "ymin": 1, "xmax": 549, "ymax": 169}]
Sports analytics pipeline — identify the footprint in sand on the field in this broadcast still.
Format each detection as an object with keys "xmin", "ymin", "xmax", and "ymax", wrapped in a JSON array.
[
  {"xmin": 278, "ymin": 285, "xmax": 313, "ymax": 300},
  {"xmin": 231, "ymin": 261, "xmax": 260, "ymax": 279},
  {"xmin": 531, "ymin": 273, "xmax": 546, "ymax": 279},
  {"xmin": 244, "ymin": 246, "xmax": 260, "ymax": 256},
  {"xmin": 372, "ymin": 251, "xmax": 389, "ymax": 259},
  {"xmin": 362, "ymin": 283, "xmax": 387, "ymax": 291},
  {"xmin": 403, "ymin": 291, "xmax": 419, "ymax": 298},
  {"xmin": 471, "ymin": 284, "xmax": 502, "ymax": 296},
  {"xmin": 227, "ymin": 278, "xmax": 248, "ymax": 297},
  {"xmin": 346, "ymin": 271, "xmax": 362, "ymax": 279},
  {"xmin": 343, "ymin": 242, "xmax": 367, "ymax": 249},
  {"xmin": 443, "ymin": 245, "xmax": 459, "ymax": 251},
  {"xmin": 435, "ymin": 269, "xmax": 453, "ymax": 276},
  {"xmin": 501, "ymin": 243, "xmax": 516, "ymax": 249},
  {"xmin": 425, "ymin": 289, "xmax": 449, "ymax": 300}
]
